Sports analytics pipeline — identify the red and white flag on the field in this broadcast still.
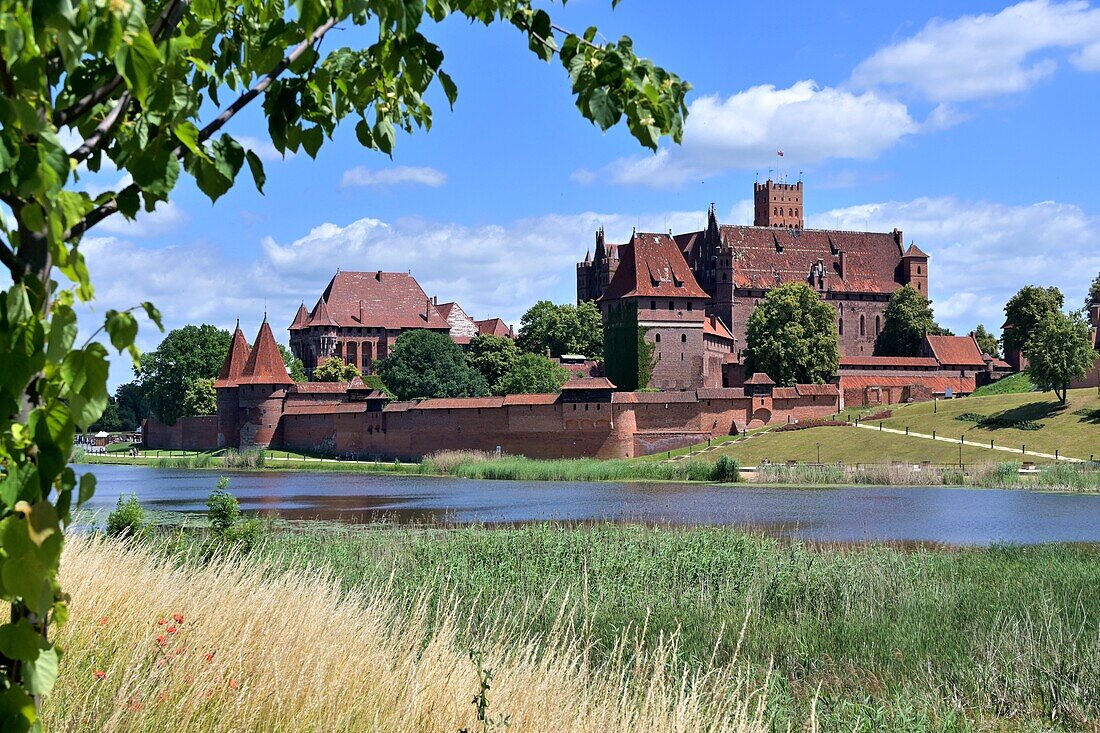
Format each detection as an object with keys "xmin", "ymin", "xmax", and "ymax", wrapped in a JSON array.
[{"xmin": 777, "ymin": 149, "xmax": 785, "ymax": 157}]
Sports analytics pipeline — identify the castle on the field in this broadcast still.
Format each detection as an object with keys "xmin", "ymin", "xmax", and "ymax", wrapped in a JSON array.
[{"xmin": 578, "ymin": 179, "xmax": 929, "ymax": 363}]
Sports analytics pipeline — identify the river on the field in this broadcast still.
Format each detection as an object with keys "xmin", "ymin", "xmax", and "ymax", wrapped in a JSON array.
[{"xmin": 72, "ymin": 464, "xmax": 1100, "ymax": 545}]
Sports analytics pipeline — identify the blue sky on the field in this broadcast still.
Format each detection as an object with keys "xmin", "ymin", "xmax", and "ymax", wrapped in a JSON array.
[{"xmin": 56, "ymin": 0, "xmax": 1100, "ymax": 388}]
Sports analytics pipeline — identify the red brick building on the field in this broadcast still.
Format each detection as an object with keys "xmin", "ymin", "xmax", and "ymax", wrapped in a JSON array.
[
  {"xmin": 578, "ymin": 179, "xmax": 929, "ymax": 360},
  {"xmin": 288, "ymin": 271, "xmax": 512, "ymax": 376}
]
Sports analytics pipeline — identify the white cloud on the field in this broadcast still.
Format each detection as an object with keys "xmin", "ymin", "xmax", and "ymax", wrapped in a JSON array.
[
  {"xmin": 96, "ymin": 200, "xmax": 186, "ymax": 237},
  {"xmin": 236, "ymin": 135, "xmax": 295, "ymax": 162},
  {"xmin": 588, "ymin": 81, "xmax": 919, "ymax": 188},
  {"xmin": 810, "ymin": 196, "xmax": 1100, "ymax": 332},
  {"xmin": 851, "ymin": 0, "xmax": 1100, "ymax": 102},
  {"xmin": 340, "ymin": 166, "xmax": 448, "ymax": 188}
]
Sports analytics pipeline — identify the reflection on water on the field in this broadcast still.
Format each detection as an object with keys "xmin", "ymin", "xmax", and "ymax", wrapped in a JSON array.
[{"xmin": 75, "ymin": 463, "xmax": 1100, "ymax": 545}]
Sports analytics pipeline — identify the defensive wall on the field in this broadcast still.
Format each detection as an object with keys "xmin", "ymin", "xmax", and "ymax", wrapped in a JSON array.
[{"xmin": 144, "ymin": 381, "xmax": 841, "ymax": 459}]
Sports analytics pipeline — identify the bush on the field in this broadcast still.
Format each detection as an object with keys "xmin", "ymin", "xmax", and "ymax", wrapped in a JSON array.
[
  {"xmin": 222, "ymin": 448, "xmax": 266, "ymax": 468},
  {"xmin": 774, "ymin": 419, "xmax": 847, "ymax": 432},
  {"xmin": 206, "ymin": 478, "xmax": 239, "ymax": 534},
  {"xmin": 223, "ymin": 518, "xmax": 265, "ymax": 551},
  {"xmin": 106, "ymin": 494, "xmax": 146, "ymax": 538},
  {"xmin": 710, "ymin": 455, "xmax": 740, "ymax": 483}
]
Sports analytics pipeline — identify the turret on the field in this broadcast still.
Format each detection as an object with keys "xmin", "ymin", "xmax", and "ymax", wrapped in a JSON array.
[
  {"xmin": 900, "ymin": 242, "xmax": 929, "ymax": 295},
  {"xmin": 753, "ymin": 179, "xmax": 803, "ymax": 229},
  {"xmin": 214, "ymin": 321, "xmax": 251, "ymax": 448},
  {"xmin": 237, "ymin": 318, "xmax": 293, "ymax": 450}
]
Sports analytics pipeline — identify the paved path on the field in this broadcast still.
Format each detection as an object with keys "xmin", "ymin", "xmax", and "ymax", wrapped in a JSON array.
[
  {"xmin": 850, "ymin": 421, "xmax": 1086, "ymax": 462},
  {"xmin": 664, "ymin": 430, "xmax": 774, "ymax": 463}
]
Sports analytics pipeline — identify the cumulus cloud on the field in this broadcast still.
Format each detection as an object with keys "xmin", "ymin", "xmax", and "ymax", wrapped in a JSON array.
[
  {"xmin": 340, "ymin": 165, "xmax": 448, "ymax": 188},
  {"xmin": 809, "ymin": 197, "xmax": 1100, "ymax": 332},
  {"xmin": 851, "ymin": 0, "xmax": 1100, "ymax": 102},
  {"xmin": 585, "ymin": 81, "xmax": 919, "ymax": 188},
  {"xmin": 95, "ymin": 201, "xmax": 186, "ymax": 238},
  {"xmin": 236, "ymin": 135, "xmax": 295, "ymax": 162}
]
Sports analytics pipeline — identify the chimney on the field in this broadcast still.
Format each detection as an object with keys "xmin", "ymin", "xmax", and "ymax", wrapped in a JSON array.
[
  {"xmin": 376, "ymin": 270, "xmax": 382, "ymax": 281},
  {"xmin": 433, "ymin": 295, "xmax": 438, "ymax": 306},
  {"xmin": 425, "ymin": 297, "xmax": 431, "ymax": 321},
  {"xmin": 892, "ymin": 229, "xmax": 903, "ymax": 247},
  {"xmin": 359, "ymin": 299, "xmax": 363, "ymax": 323}
]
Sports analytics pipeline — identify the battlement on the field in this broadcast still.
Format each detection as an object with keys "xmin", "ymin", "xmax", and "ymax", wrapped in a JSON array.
[{"xmin": 753, "ymin": 178, "xmax": 804, "ymax": 229}]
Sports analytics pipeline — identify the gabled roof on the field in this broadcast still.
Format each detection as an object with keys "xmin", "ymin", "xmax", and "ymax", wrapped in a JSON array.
[
  {"xmin": 288, "ymin": 304, "xmax": 310, "ymax": 331},
  {"xmin": 718, "ymin": 225, "xmax": 906, "ymax": 294},
  {"xmin": 745, "ymin": 372, "xmax": 776, "ymax": 385},
  {"xmin": 561, "ymin": 377, "xmax": 616, "ymax": 390},
  {"xmin": 309, "ymin": 297, "xmax": 338, "ymax": 328},
  {"xmin": 903, "ymin": 243, "xmax": 929, "ymax": 258},
  {"xmin": 475, "ymin": 318, "xmax": 513, "ymax": 338},
  {"xmin": 316, "ymin": 271, "xmax": 450, "ymax": 330},
  {"xmin": 924, "ymin": 334, "xmax": 986, "ymax": 367},
  {"xmin": 839, "ymin": 356, "xmax": 940, "ymax": 368},
  {"xmin": 238, "ymin": 320, "xmax": 293, "ymax": 385},
  {"xmin": 600, "ymin": 232, "xmax": 709, "ymax": 301},
  {"xmin": 703, "ymin": 315, "xmax": 735, "ymax": 341},
  {"xmin": 214, "ymin": 324, "xmax": 251, "ymax": 388}
]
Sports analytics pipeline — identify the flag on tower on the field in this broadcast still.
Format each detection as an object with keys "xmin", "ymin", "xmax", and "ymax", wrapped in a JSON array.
[{"xmin": 777, "ymin": 149, "xmax": 784, "ymax": 157}]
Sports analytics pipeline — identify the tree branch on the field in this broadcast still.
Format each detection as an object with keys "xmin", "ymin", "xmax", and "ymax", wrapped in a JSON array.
[
  {"xmin": 0, "ymin": 237, "xmax": 21, "ymax": 280},
  {"xmin": 69, "ymin": 91, "xmax": 131, "ymax": 164},
  {"xmin": 65, "ymin": 16, "xmax": 339, "ymax": 242}
]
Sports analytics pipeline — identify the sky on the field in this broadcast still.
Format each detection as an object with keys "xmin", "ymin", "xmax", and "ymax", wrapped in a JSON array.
[{"xmin": 40, "ymin": 0, "xmax": 1100, "ymax": 388}]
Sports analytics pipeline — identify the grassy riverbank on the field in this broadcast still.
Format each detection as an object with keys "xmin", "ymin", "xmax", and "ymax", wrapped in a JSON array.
[{"xmin": 48, "ymin": 523, "xmax": 1100, "ymax": 731}]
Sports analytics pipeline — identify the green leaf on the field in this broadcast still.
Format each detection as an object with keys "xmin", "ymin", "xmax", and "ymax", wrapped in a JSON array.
[
  {"xmin": 0, "ymin": 552, "xmax": 50, "ymax": 616},
  {"xmin": 173, "ymin": 121, "xmax": 207, "ymax": 159},
  {"xmin": 114, "ymin": 27, "xmax": 161, "ymax": 106},
  {"xmin": 0, "ymin": 465, "xmax": 38, "ymax": 511},
  {"xmin": 245, "ymin": 150, "xmax": 266, "ymax": 193},
  {"xmin": 105, "ymin": 310, "xmax": 139, "ymax": 354},
  {"xmin": 78, "ymin": 473, "xmax": 97, "ymax": 507},
  {"xmin": 586, "ymin": 88, "xmax": 620, "ymax": 130},
  {"xmin": 373, "ymin": 118, "xmax": 396, "ymax": 155},
  {"xmin": 47, "ymin": 305, "xmax": 78, "ymax": 365},
  {"xmin": 29, "ymin": 403, "xmax": 74, "ymax": 485},
  {"xmin": 142, "ymin": 302, "xmax": 164, "ymax": 330},
  {"xmin": 0, "ymin": 686, "xmax": 35, "ymax": 732},
  {"xmin": 130, "ymin": 149, "xmax": 180, "ymax": 198},
  {"xmin": 437, "ymin": 70, "xmax": 458, "ymax": 108},
  {"xmin": 0, "ymin": 621, "xmax": 46, "ymax": 662},
  {"xmin": 23, "ymin": 646, "xmax": 59, "ymax": 696},
  {"xmin": 301, "ymin": 126, "xmax": 323, "ymax": 158},
  {"xmin": 62, "ymin": 344, "xmax": 110, "ymax": 430}
]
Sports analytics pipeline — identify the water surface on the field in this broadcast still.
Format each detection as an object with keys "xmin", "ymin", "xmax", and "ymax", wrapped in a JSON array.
[{"xmin": 76, "ymin": 464, "xmax": 1100, "ymax": 545}]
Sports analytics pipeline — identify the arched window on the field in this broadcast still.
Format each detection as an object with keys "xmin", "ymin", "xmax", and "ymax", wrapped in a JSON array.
[
  {"xmin": 875, "ymin": 315, "xmax": 881, "ymax": 336},
  {"xmin": 917, "ymin": 282, "xmax": 923, "ymax": 292},
  {"xmin": 839, "ymin": 318, "xmax": 844, "ymax": 335},
  {"xmin": 917, "ymin": 265, "xmax": 922, "ymax": 275},
  {"xmin": 788, "ymin": 208, "xmax": 793, "ymax": 216},
  {"xmin": 859, "ymin": 314, "xmax": 866, "ymax": 337},
  {"xmin": 773, "ymin": 207, "xmax": 778, "ymax": 215},
  {"xmin": 654, "ymin": 333, "xmax": 661, "ymax": 343},
  {"xmin": 680, "ymin": 333, "xmax": 687, "ymax": 343}
]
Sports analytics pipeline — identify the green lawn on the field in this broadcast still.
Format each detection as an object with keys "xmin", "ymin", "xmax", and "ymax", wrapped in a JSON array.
[
  {"xmin": 874, "ymin": 387, "xmax": 1100, "ymax": 460},
  {"xmin": 676, "ymin": 425, "xmax": 1053, "ymax": 466},
  {"xmin": 971, "ymin": 370, "xmax": 1035, "ymax": 396}
]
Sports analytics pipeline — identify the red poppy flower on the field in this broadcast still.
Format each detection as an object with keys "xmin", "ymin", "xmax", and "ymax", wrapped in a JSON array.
[
  {"xmin": 228, "ymin": 679, "xmax": 240, "ymax": 690},
  {"xmin": 156, "ymin": 635, "xmax": 168, "ymax": 647},
  {"xmin": 97, "ymin": 617, "xmax": 108, "ymax": 626},
  {"xmin": 204, "ymin": 652, "xmax": 215, "ymax": 663},
  {"xmin": 157, "ymin": 618, "xmax": 167, "ymax": 625},
  {"xmin": 156, "ymin": 691, "xmax": 170, "ymax": 704},
  {"xmin": 174, "ymin": 648, "xmax": 185, "ymax": 655},
  {"xmin": 167, "ymin": 626, "xmax": 178, "ymax": 634},
  {"xmin": 172, "ymin": 613, "xmax": 184, "ymax": 624},
  {"xmin": 93, "ymin": 670, "xmax": 106, "ymax": 680}
]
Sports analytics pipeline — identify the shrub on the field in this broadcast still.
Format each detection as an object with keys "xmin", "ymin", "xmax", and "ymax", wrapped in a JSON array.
[
  {"xmin": 864, "ymin": 410, "xmax": 894, "ymax": 421},
  {"xmin": 106, "ymin": 494, "xmax": 146, "ymax": 538},
  {"xmin": 222, "ymin": 448, "xmax": 266, "ymax": 468},
  {"xmin": 224, "ymin": 518, "xmax": 265, "ymax": 551},
  {"xmin": 710, "ymin": 455, "xmax": 741, "ymax": 483},
  {"xmin": 206, "ymin": 478, "xmax": 240, "ymax": 534},
  {"xmin": 774, "ymin": 419, "xmax": 848, "ymax": 432}
]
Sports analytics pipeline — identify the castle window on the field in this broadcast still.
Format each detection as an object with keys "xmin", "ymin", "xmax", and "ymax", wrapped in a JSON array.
[
  {"xmin": 681, "ymin": 353, "xmax": 684, "ymax": 361},
  {"xmin": 681, "ymin": 334, "xmax": 687, "ymax": 343},
  {"xmin": 839, "ymin": 318, "xmax": 844, "ymax": 335},
  {"xmin": 686, "ymin": 301, "xmax": 693, "ymax": 311},
  {"xmin": 917, "ymin": 266, "xmax": 922, "ymax": 274},
  {"xmin": 668, "ymin": 301, "xmax": 675, "ymax": 311},
  {"xmin": 859, "ymin": 314, "xmax": 866, "ymax": 337},
  {"xmin": 876, "ymin": 315, "xmax": 881, "ymax": 336},
  {"xmin": 918, "ymin": 282, "xmax": 923, "ymax": 292},
  {"xmin": 650, "ymin": 300, "xmax": 656, "ymax": 310}
]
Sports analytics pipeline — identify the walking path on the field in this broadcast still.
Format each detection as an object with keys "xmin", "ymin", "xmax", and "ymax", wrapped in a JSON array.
[
  {"xmin": 849, "ymin": 421, "xmax": 1085, "ymax": 463},
  {"xmin": 664, "ymin": 429, "xmax": 775, "ymax": 463}
]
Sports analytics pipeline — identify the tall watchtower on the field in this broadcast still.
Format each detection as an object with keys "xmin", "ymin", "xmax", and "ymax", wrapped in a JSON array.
[{"xmin": 753, "ymin": 179, "xmax": 803, "ymax": 229}]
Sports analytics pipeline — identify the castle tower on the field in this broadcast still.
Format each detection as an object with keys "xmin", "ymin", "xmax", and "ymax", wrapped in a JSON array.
[
  {"xmin": 753, "ymin": 179, "xmax": 803, "ymax": 229},
  {"xmin": 900, "ymin": 242, "xmax": 930, "ymax": 296},
  {"xmin": 213, "ymin": 322, "xmax": 250, "ymax": 449},
  {"xmin": 237, "ymin": 317, "xmax": 294, "ymax": 450}
]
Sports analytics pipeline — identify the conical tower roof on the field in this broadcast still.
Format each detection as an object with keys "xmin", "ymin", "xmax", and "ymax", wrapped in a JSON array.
[
  {"xmin": 309, "ymin": 297, "xmax": 338, "ymax": 328},
  {"xmin": 214, "ymin": 323, "xmax": 251, "ymax": 388},
  {"xmin": 289, "ymin": 303, "xmax": 310, "ymax": 330},
  {"xmin": 239, "ymin": 318, "xmax": 293, "ymax": 385}
]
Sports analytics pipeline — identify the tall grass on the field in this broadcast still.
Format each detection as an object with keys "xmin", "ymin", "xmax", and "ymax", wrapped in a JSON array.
[
  {"xmin": 47, "ymin": 536, "xmax": 771, "ymax": 732},
  {"xmin": 221, "ymin": 448, "xmax": 266, "ymax": 469},
  {"xmin": 422, "ymin": 450, "xmax": 740, "ymax": 483},
  {"xmin": 153, "ymin": 453, "xmax": 217, "ymax": 469},
  {"xmin": 754, "ymin": 463, "xmax": 945, "ymax": 486}
]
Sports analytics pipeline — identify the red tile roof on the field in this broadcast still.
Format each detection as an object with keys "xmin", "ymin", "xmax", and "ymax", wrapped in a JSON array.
[
  {"xmin": 839, "ymin": 356, "xmax": 940, "ymax": 368},
  {"xmin": 503, "ymin": 393, "xmax": 560, "ymax": 405},
  {"xmin": 562, "ymin": 377, "xmax": 616, "ymax": 390},
  {"xmin": 612, "ymin": 391, "xmax": 699, "ymax": 404},
  {"xmin": 288, "ymin": 304, "xmax": 310, "ymax": 331},
  {"xmin": 476, "ymin": 318, "xmax": 514, "ymax": 338},
  {"xmin": 903, "ymin": 243, "xmax": 929, "ymax": 258},
  {"xmin": 416, "ymin": 397, "xmax": 505, "ymax": 410},
  {"xmin": 772, "ymin": 387, "xmax": 799, "ymax": 399},
  {"xmin": 308, "ymin": 297, "xmax": 338, "ymax": 328},
  {"xmin": 717, "ymin": 226, "xmax": 904, "ymax": 294},
  {"xmin": 601, "ymin": 232, "xmax": 709, "ymax": 301},
  {"xmin": 283, "ymin": 402, "xmax": 369, "ymax": 415},
  {"xmin": 238, "ymin": 320, "xmax": 293, "ymax": 385},
  {"xmin": 924, "ymin": 335, "xmax": 986, "ymax": 367},
  {"xmin": 839, "ymin": 374, "xmax": 976, "ymax": 395},
  {"xmin": 312, "ymin": 271, "xmax": 451, "ymax": 330},
  {"xmin": 214, "ymin": 326, "xmax": 251, "ymax": 388},
  {"xmin": 289, "ymin": 382, "xmax": 350, "ymax": 393},
  {"xmin": 745, "ymin": 372, "xmax": 776, "ymax": 385},
  {"xmin": 795, "ymin": 383, "xmax": 839, "ymax": 396},
  {"xmin": 696, "ymin": 387, "xmax": 748, "ymax": 399},
  {"xmin": 703, "ymin": 315, "xmax": 735, "ymax": 341}
]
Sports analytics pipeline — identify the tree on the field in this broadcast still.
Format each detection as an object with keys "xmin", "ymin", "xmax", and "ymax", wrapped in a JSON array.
[
  {"xmin": 138, "ymin": 325, "xmax": 231, "ymax": 423},
  {"xmin": 181, "ymin": 377, "xmax": 218, "ymax": 416},
  {"xmin": 279, "ymin": 345, "xmax": 307, "ymax": 383},
  {"xmin": 375, "ymin": 330, "xmax": 488, "ymax": 399},
  {"xmin": 467, "ymin": 335, "xmax": 521, "ymax": 395},
  {"xmin": 973, "ymin": 324, "xmax": 1000, "ymax": 358},
  {"xmin": 498, "ymin": 353, "xmax": 571, "ymax": 395},
  {"xmin": 0, "ymin": 0, "xmax": 686, "ymax": 719},
  {"xmin": 877, "ymin": 285, "xmax": 938, "ymax": 356},
  {"xmin": 114, "ymin": 382, "xmax": 148, "ymax": 430},
  {"xmin": 312, "ymin": 356, "xmax": 361, "ymax": 382},
  {"xmin": 517, "ymin": 300, "xmax": 604, "ymax": 358},
  {"xmin": 1025, "ymin": 311, "xmax": 1098, "ymax": 404},
  {"xmin": 1003, "ymin": 286, "xmax": 1064, "ymax": 354},
  {"xmin": 744, "ymin": 283, "xmax": 839, "ymax": 385},
  {"xmin": 89, "ymin": 397, "xmax": 124, "ymax": 433},
  {"xmin": 1086, "ymin": 272, "xmax": 1100, "ymax": 310}
]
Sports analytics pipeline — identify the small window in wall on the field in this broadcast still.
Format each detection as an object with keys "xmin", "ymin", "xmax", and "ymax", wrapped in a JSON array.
[
  {"xmin": 686, "ymin": 301, "xmax": 693, "ymax": 311},
  {"xmin": 681, "ymin": 333, "xmax": 687, "ymax": 343},
  {"xmin": 875, "ymin": 315, "xmax": 881, "ymax": 336},
  {"xmin": 668, "ymin": 301, "xmax": 675, "ymax": 311},
  {"xmin": 839, "ymin": 318, "xmax": 844, "ymax": 335},
  {"xmin": 918, "ymin": 282, "xmax": 923, "ymax": 292},
  {"xmin": 650, "ymin": 300, "xmax": 656, "ymax": 310},
  {"xmin": 859, "ymin": 314, "xmax": 866, "ymax": 337},
  {"xmin": 655, "ymin": 333, "xmax": 661, "ymax": 343}
]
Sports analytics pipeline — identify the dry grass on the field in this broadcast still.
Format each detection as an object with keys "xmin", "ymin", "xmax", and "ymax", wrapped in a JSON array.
[{"xmin": 44, "ymin": 536, "xmax": 775, "ymax": 733}]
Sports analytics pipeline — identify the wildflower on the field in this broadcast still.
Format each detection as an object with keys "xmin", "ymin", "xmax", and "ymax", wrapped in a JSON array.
[
  {"xmin": 97, "ymin": 617, "xmax": 108, "ymax": 626},
  {"xmin": 184, "ymin": 674, "xmax": 195, "ymax": 685},
  {"xmin": 228, "ymin": 679, "xmax": 240, "ymax": 690},
  {"xmin": 172, "ymin": 613, "xmax": 184, "ymax": 624},
  {"xmin": 156, "ymin": 635, "xmax": 168, "ymax": 647},
  {"xmin": 157, "ymin": 618, "xmax": 168, "ymax": 626},
  {"xmin": 156, "ymin": 691, "xmax": 170, "ymax": 705},
  {"xmin": 93, "ymin": 670, "xmax": 106, "ymax": 680},
  {"xmin": 127, "ymin": 698, "xmax": 145, "ymax": 712},
  {"xmin": 204, "ymin": 653, "xmax": 215, "ymax": 663},
  {"xmin": 174, "ymin": 648, "xmax": 185, "ymax": 656},
  {"xmin": 167, "ymin": 625, "xmax": 178, "ymax": 634}
]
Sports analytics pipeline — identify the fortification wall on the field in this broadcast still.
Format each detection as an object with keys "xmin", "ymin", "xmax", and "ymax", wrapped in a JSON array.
[{"xmin": 143, "ymin": 415, "xmax": 218, "ymax": 451}]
